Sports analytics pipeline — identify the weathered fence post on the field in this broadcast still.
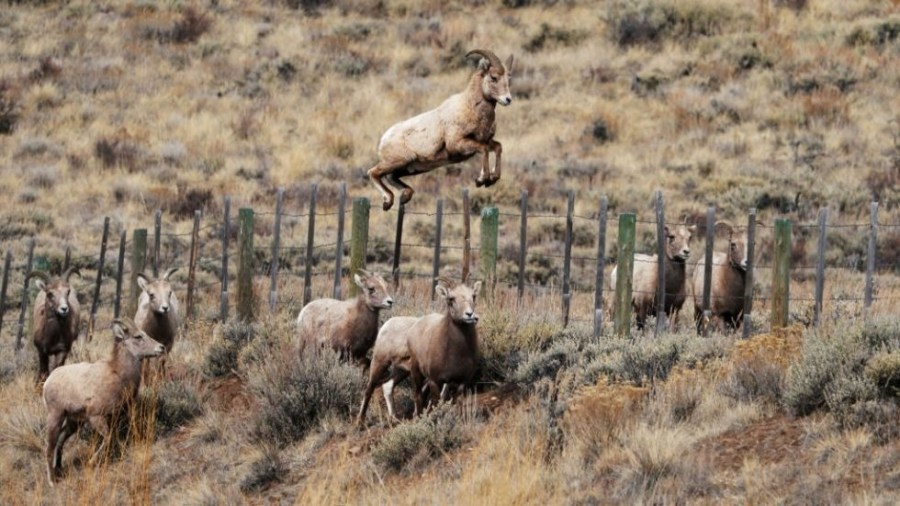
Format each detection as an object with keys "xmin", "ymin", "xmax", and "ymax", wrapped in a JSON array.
[
  {"xmin": 431, "ymin": 198, "xmax": 443, "ymax": 300},
  {"xmin": 392, "ymin": 202, "xmax": 405, "ymax": 290},
  {"xmin": 518, "ymin": 190, "xmax": 528, "ymax": 304},
  {"xmin": 462, "ymin": 188, "xmax": 471, "ymax": 283},
  {"xmin": 269, "ymin": 188, "xmax": 284, "ymax": 315},
  {"xmin": 348, "ymin": 197, "xmax": 370, "ymax": 297},
  {"xmin": 654, "ymin": 190, "xmax": 667, "ymax": 335},
  {"xmin": 701, "ymin": 207, "xmax": 716, "ymax": 336},
  {"xmin": 864, "ymin": 201, "xmax": 878, "ymax": 317},
  {"xmin": 593, "ymin": 196, "xmax": 608, "ymax": 340},
  {"xmin": 237, "ymin": 208, "xmax": 255, "ymax": 322},
  {"xmin": 114, "ymin": 230, "xmax": 126, "ymax": 318},
  {"xmin": 771, "ymin": 218, "xmax": 791, "ymax": 329},
  {"xmin": 186, "ymin": 210, "xmax": 201, "ymax": 319},
  {"xmin": 0, "ymin": 250, "xmax": 11, "ymax": 337},
  {"xmin": 153, "ymin": 209, "xmax": 161, "ymax": 278},
  {"xmin": 813, "ymin": 207, "xmax": 828, "ymax": 327},
  {"xmin": 333, "ymin": 183, "xmax": 346, "ymax": 299},
  {"xmin": 614, "ymin": 213, "xmax": 636, "ymax": 338},
  {"xmin": 303, "ymin": 184, "xmax": 317, "ymax": 306},
  {"xmin": 479, "ymin": 206, "xmax": 499, "ymax": 300},
  {"xmin": 742, "ymin": 208, "xmax": 757, "ymax": 339},
  {"xmin": 88, "ymin": 217, "xmax": 110, "ymax": 342},
  {"xmin": 16, "ymin": 238, "xmax": 35, "ymax": 350},
  {"xmin": 220, "ymin": 196, "xmax": 231, "ymax": 322},
  {"xmin": 129, "ymin": 229, "xmax": 148, "ymax": 319},
  {"xmin": 562, "ymin": 190, "xmax": 575, "ymax": 327}
]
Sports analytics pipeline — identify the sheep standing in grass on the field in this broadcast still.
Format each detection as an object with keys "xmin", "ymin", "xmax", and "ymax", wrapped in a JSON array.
[
  {"xmin": 296, "ymin": 269, "xmax": 394, "ymax": 366},
  {"xmin": 42, "ymin": 318, "xmax": 165, "ymax": 486},
  {"xmin": 610, "ymin": 225, "xmax": 695, "ymax": 331},
  {"xmin": 134, "ymin": 268, "xmax": 179, "ymax": 374},
  {"xmin": 692, "ymin": 222, "xmax": 751, "ymax": 333},
  {"xmin": 30, "ymin": 268, "xmax": 81, "ymax": 383},
  {"xmin": 368, "ymin": 49, "xmax": 514, "ymax": 210},
  {"xmin": 357, "ymin": 316, "xmax": 419, "ymax": 426}
]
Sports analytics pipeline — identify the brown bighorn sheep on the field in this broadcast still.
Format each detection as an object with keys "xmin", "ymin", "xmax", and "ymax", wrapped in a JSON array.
[
  {"xmin": 42, "ymin": 318, "xmax": 164, "ymax": 486},
  {"xmin": 368, "ymin": 49, "xmax": 514, "ymax": 211},
  {"xmin": 135, "ymin": 268, "xmax": 179, "ymax": 372},
  {"xmin": 30, "ymin": 268, "xmax": 81, "ymax": 383},
  {"xmin": 296, "ymin": 269, "xmax": 394, "ymax": 366},
  {"xmin": 609, "ymin": 225, "xmax": 695, "ymax": 331},
  {"xmin": 692, "ymin": 222, "xmax": 751, "ymax": 333},
  {"xmin": 356, "ymin": 316, "xmax": 418, "ymax": 426}
]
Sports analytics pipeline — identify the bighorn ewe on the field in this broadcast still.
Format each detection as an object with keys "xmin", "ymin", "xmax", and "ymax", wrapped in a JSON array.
[
  {"xmin": 134, "ymin": 268, "xmax": 179, "ymax": 372},
  {"xmin": 610, "ymin": 225, "xmax": 695, "ymax": 331},
  {"xmin": 30, "ymin": 268, "xmax": 81, "ymax": 383},
  {"xmin": 296, "ymin": 269, "xmax": 394, "ymax": 366},
  {"xmin": 692, "ymin": 222, "xmax": 751, "ymax": 333},
  {"xmin": 368, "ymin": 49, "xmax": 514, "ymax": 211},
  {"xmin": 356, "ymin": 316, "xmax": 418, "ymax": 426},
  {"xmin": 42, "ymin": 318, "xmax": 164, "ymax": 486}
]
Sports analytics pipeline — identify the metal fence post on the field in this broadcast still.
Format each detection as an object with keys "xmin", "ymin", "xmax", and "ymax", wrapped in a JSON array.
[
  {"xmin": 269, "ymin": 188, "xmax": 284, "ymax": 314},
  {"xmin": 431, "ymin": 199, "xmax": 443, "ymax": 300},
  {"xmin": 813, "ymin": 208, "xmax": 828, "ymax": 327},
  {"xmin": 237, "ymin": 208, "xmax": 255, "ymax": 322},
  {"xmin": 742, "ymin": 209, "xmax": 757, "ymax": 339},
  {"xmin": 654, "ymin": 190, "xmax": 667, "ymax": 335},
  {"xmin": 593, "ymin": 196, "xmax": 608, "ymax": 340},
  {"xmin": 348, "ymin": 197, "xmax": 370, "ymax": 297}
]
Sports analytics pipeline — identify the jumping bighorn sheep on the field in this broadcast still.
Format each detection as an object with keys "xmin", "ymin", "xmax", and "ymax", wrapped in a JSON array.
[
  {"xmin": 368, "ymin": 49, "xmax": 514, "ymax": 211},
  {"xmin": 42, "ymin": 318, "xmax": 165, "ymax": 486},
  {"xmin": 610, "ymin": 225, "xmax": 695, "ymax": 331},
  {"xmin": 30, "ymin": 268, "xmax": 81, "ymax": 383},
  {"xmin": 134, "ymin": 268, "xmax": 179, "ymax": 372},
  {"xmin": 296, "ymin": 269, "xmax": 394, "ymax": 366},
  {"xmin": 357, "ymin": 277, "xmax": 482, "ymax": 425},
  {"xmin": 692, "ymin": 222, "xmax": 751, "ymax": 333}
]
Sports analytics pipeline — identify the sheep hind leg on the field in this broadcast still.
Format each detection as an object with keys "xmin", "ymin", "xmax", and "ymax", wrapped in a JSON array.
[
  {"xmin": 45, "ymin": 411, "xmax": 64, "ymax": 485},
  {"xmin": 385, "ymin": 173, "xmax": 414, "ymax": 207},
  {"xmin": 368, "ymin": 163, "xmax": 397, "ymax": 211},
  {"xmin": 358, "ymin": 360, "xmax": 391, "ymax": 427}
]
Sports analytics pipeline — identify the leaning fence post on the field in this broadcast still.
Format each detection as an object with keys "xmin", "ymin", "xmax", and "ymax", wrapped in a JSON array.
[
  {"xmin": 479, "ymin": 206, "xmax": 499, "ymax": 300},
  {"xmin": 813, "ymin": 208, "xmax": 828, "ymax": 328},
  {"xmin": 771, "ymin": 218, "xmax": 791, "ymax": 329},
  {"xmin": 153, "ymin": 209, "xmax": 162, "ymax": 278},
  {"xmin": 348, "ymin": 197, "xmax": 370, "ymax": 297},
  {"xmin": 392, "ymin": 202, "xmax": 405, "ymax": 291},
  {"xmin": 186, "ymin": 210, "xmax": 201, "ymax": 319},
  {"xmin": 303, "ymin": 184, "xmax": 317, "ymax": 306},
  {"xmin": 562, "ymin": 190, "xmax": 575, "ymax": 327},
  {"xmin": 701, "ymin": 207, "xmax": 716, "ymax": 336},
  {"xmin": 113, "ymin": 230, "xmax": 126, "ymax": 318},
  {"xmin": 462, "ymin": 188, "xmax": 471, "ymax": 283},
  {"xmin": 593, "ymin": 196, "xmax": 608, "ymax": 340},
  {"xmin": 220, "ymin": 196, "xmax": 231, "ymax": 322},
  {"xmin": 333, "ymin": 183, "xmax": 347, "ymax": 299},
  {"xmin": 0, "ymin": 250, "xmax": 11, "ymax": 338},
  {"xmin": 864, "ymin": 201, "xmax": 878, "ymax": 317},
  {"xmin": 518, "ymin": 190, "xmax": 528, "ymax": 304},
  {"xmin": 431, "ymin": 198, "xmax": 443, "ymax": 300},
  {"xmin": 742, "ymin": 208, "xmax": 757, "ymax": 339},
  {"xmin": 16, "ymin": 238, "xmax": 35, "ymax": 350},
  {"xmin": 269, "ymin": 188, "xmax": 284, "ymax": 315},
  {"xmin": 237, "ymin": 208, "xmax": 255, "ymax": 322},
  {"xmin": 654, "ymin": 190, "xmax": 668, "ymax": 335},
  {"xmin": 614, "ymin": 213, "xmax": 636, "ymax": 338},
  {"xmin": 129, "ymin": 229, "xmax": 148, "ymax": 319},
  {"xmin": 88, "ymin": 217, "xmax": 110, "ymax": 342}
]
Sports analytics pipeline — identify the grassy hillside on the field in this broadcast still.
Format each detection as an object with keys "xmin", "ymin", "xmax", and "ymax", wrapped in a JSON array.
[{"xmin": 1, "ymin": 0, "xmax": 899, "ymax": 504}]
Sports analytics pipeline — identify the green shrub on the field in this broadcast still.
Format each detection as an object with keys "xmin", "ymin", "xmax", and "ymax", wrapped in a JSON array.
[
  {"xmin": 865, "ymin": 351, "xmax": 900, "ymax": 398},
  {"xmin": 153, "ymin": 380, "xmax": 204, "ymax": 436},
  {"xmin": 370, "ymin": 404, "xmax": 463, "ymax": 473},
  {"xmin": 203, "ymin": 321, "xmax": 259, "ymax": 378}
]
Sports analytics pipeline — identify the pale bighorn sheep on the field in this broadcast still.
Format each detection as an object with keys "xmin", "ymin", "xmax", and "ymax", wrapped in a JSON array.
[
  {"xmin": 610, "ymin": 225, "xmax": 695, "ymax": 331},
  {"xmin": 42, "ymin": 318, "xmax": 165, "ymax": 486},
  {"xmin": 357, "ymin": 277, "xmax": 482, "ymax": 426},
  {"xmin": 295, "ymin": 269, "xmax": 394, "ymax": 366},
  {"xmin": 368, "ymin": 49, "xmax": 514, "ymax": 210},
  {"xmin": 134, "ymin": 268, "xmax": 179, "ymax": 373},
  {"xmin": 29, "ymin": 268, "xmax": 81, "ymax": 383},
  {"xmin": 692, "ymin": 222, "xmax": 751, "ymax": 333}
]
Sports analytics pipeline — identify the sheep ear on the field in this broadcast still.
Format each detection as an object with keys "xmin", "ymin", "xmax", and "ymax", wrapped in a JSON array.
[
  {"xmin": 435, "ymin": 285, "xmax": 449, "ymax": 299},
  {"xmin": 472, "ymin": 281, "xmax": 482, "ymax": 295},
  {"xmin": 505, "ymin": 54, "xmax": 514, "ymax": 74},
  {"xmin": 137, "ymin": 274, "xmax": 149, "ymax": 292},
  {"xmin": 689, "ymin": 225, "xmax": 697, "ymax": 233},
  {"xmin": 664, "ymin": 225, "xmax": 671, "ymax": 235},
  {"xmin": 478, "ymin": 58, "xmax": 490, "ymax": 71},
  {"xmin": 112, "ymin": 320, "xmax": 128, "ymax": 341},
  {"xmin": 353, "ymin": 273, "xmax": 366, "ymax": 289}
]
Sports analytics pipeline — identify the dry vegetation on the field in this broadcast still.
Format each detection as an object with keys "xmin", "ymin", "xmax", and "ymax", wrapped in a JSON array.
[{"xmin": 1, "ymin": 0, "xmax": 900, "ymax": 504}]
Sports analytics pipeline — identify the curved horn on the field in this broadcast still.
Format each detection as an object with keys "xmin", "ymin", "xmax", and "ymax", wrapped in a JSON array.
[
  {"xmin": 466, "ymin": 49, "xmax": 503, "ymax": 72},
  {"xmin": 26, "ymin": 271, "xmax": 51, "ymax": 286},
  {"xmin": 163, "ymin": 267, "xmax": 179, "ymax": 280},
  {"xmin": 63, "ymin": 267, "xmax": 81, "ymax": 283},
  {"xmin": 436, "ymin": 276, "xmax": 457, "ymax": 289},
  {"xmin": 714, "ymin": 220, "xmax": 734, "ymax": 234}
]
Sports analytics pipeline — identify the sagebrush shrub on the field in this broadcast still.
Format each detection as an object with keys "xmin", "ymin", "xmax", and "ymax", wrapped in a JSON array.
[
  {"xmin": 370, "ymin": 404, "xmax": 463, "ymax": 473},
  {"xmin": 153, "ymin": 380, "xmax": 204, "ymax": 435}
]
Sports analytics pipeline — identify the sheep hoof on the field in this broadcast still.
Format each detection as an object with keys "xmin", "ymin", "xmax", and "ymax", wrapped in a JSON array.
[
  {"xmin": 382, "ymin": 199, "xmax": 394, "ymax": 211},
  {"xmin": 475, "ymin": 177, "xmax": 487, "ymax": 187}
]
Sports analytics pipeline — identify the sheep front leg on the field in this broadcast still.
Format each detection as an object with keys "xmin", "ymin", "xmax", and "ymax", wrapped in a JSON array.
[
  {"xmin": 483, "ymin": 140, "xmax": 502, "ymax": 187},
  {"xmin": 88, "ymin": 415, "xmax": 111, "ymax": 465},
  {"xmin": 447, "ymin": 138, "xmax": 491, "ymax": 187}
]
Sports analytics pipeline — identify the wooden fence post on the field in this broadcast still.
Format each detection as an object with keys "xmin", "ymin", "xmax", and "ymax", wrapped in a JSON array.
[
  {"xmin": 0, "ymin": 250, "xmax": 11, "ymax": 337},
  {"xmin": 129, "ymin": 229, "xmax": 148, "ymax": 319},
  {"xmin": 269, "ymin": 188, "xmax": 284, "ymax": 315},
  {"xmin": 186, "ymin": 210, "xmax": 201, "ymax": 319},
  {"xmin": 654, "ymin": 190, "xmax": 667, "ymax": 335},
  {"xmin": 593, "ymin": 196, "xmax": 608, "ymax": 340},
  {"xmin": 479, "ymin": 206, "xmax": 499, "ymax": 299},
  {"xmin": 333, "ymin": 183, "xmax": 346, "ymax": 299},
  {"xmin": 303, "ymin": 184, "xmax": 317, "ymax": 306},
  {"xmin": 392, "ymin": 202, "xmax": 405, "ymax": 290},
  {"xmin": 701, "ymin": 207, "xmax": 716, "ymax": 336},
  {"xmin": 614, "ymin": 213, "xmax": 636, "ymax": 338},
  {"xmin": 16, "ymin": 238, "xmax": 35, "ymax": 350},
  {"xmin": 113, "ymin": 230, "xmax": 126, "ymax": 318},
  {"xmin": 462, "ymin": 188, "xmax": 471, "ymax": 283},
  {"xmin": 63, "ymin": 247, "xmax": 70, "ymax": 272},
  {"xmin": 813, "ymin": 208, "xmax": 828, "ymax": 327},
  {"xmin": 153, "ymin": 209, "xmax": 161, "ymax": 278},
  {"xmin": 237, "ymin": 208, "xmax": 255, "ymax": 322},
  {"xmin": 220, "ymin": 196, "xmax": 231, "ymax": 322},
  {"xmin": 771, "ymin": 218, "xmax": 791, "ymax": 329},
  {"xmin": 518, "ymin": 190, "xmax": 528, "ymax": 304},
  {"xmin": 348, "ymin": 197, "xmax": 370, "ymax": 297},
  {"xmin": 864, "ymin": 201, "xmax": 878, "ymax": 317},
  {"xmin": 742, "ymin": 208, "xmax": 757, "ymax": 339},
  {"xmin": 562, "ymin": 190, "xmax": 575, "ymax": 327},
  {"xmin": 431, "ymin": 198, "xmax": 443, "ymax": 300},
  {"xmin": 88, "ymin": 217, "xmax": 110, "ymax": 342}
]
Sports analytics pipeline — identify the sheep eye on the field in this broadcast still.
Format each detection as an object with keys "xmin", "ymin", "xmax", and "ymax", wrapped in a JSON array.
[
  {"xmin": 149, "ymin": 294, "xmax": 156, "ymax": 300},
  {"xmin": 730, "ymin": 243, "xmax": 737, "ymax": 250},
  {"xmin": 368, "ymin": 287, "xmax": 376, "ymax": 295},
  {"xmin": 490, "ymin": 76, "xmax": 498, "ymax": 82},
  {"xmin": 47, "ymin": 293, "xmax": 55, "ymax": 300},
  {"xmin": 447, "ymin": 297, "xmax": 456, "ymax": 306}
]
